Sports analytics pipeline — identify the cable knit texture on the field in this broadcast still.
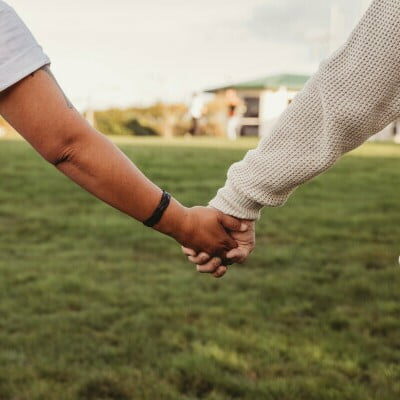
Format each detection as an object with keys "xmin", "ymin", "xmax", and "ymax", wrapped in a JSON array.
[{"xmin": 210, "ymin": 0, "xmax": 400, "ymax": 219}]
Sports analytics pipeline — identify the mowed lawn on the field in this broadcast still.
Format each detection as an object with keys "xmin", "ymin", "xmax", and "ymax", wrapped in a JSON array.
[{"xmin": 0, "ymin": 138, "xmax": 399, "ymax": 400}]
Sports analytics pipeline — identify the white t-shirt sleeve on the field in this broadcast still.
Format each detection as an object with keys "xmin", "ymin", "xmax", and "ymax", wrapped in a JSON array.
[{"xmin": 0, "ymin": 1, "xmax": 50, "ymax": 92}]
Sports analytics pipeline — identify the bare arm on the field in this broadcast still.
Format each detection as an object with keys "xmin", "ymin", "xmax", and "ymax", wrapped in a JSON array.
[{"xmin": 0, "ymin": 67, "xmax": 242, "ymax": 255}]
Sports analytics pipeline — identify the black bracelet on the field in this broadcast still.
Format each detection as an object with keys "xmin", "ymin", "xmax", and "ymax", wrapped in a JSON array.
[{"xmin": 143, "ymin": 190, "xmax": 172, "ymax": 227}]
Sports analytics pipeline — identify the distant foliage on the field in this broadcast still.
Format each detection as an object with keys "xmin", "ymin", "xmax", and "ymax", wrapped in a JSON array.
[
  {"xmin": 94, "ymin": 98, "xmax": 231, "ymax": 138},
  {"xmin": 94, "ymin": 103, "xmax": 190, "ymax": 137}
]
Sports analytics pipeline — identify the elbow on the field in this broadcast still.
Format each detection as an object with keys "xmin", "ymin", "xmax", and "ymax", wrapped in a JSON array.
[
  {"xmin": 42, "ymin": 130, "xmax": 81, "ymax": 167},
  {"xmin": 326, "ymin": 105, "xmax": 375, "ymax": 153},
  {"xmin": 50, "ymin": 150, "xmax": 73, "ymax": 167},
  {"xmin": 329, "ymin": 106, "xmax": 367, "ymax": 136}
]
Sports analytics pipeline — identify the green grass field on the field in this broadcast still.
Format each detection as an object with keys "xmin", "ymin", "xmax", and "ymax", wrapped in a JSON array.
[{"xmin": 0, "ymin": 138, "xmax": 399, "ymax": 400}]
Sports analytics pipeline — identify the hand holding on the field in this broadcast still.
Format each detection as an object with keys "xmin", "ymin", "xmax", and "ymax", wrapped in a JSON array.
[
  {"xmin": 182, "ymin": 219, "xmax": 256, "ymax": 278},
  {"xmin": 173, "ymin": 206, "xmax": 247, "ymax": 257}
]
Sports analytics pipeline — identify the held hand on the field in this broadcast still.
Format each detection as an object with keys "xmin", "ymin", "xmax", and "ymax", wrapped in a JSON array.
[
  {"xmin": 174, "ymin": 207, "xmax": 247, "ymax": 257},
  {"xmin": 182, "ymin": 220, "xmax": 256, "ymax": 278}
]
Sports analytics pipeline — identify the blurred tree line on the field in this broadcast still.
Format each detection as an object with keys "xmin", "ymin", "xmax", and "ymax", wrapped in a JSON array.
[
  {"xmin": 94, "ymin": 96, "xmax": 229, "ymax": 138},
  {"xmin": 95, "ymin": 103, "xmax": 189, "ymax": 138}
]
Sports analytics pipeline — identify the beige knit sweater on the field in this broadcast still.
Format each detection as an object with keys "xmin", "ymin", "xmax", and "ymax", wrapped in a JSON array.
[{"xmin": 210, "ymin": 0, "xmax": 400, "ymax": 220}]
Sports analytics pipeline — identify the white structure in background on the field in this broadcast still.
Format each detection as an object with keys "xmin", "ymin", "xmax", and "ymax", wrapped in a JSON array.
[
  {"xmin": 206, "ymin": 72, "xmax": 399, "ymax": 142},
  {"xmin": 206, "ymin": 74, "xmax": 310, "ymax": 138},
  {"xmin": 188, "ymin": 92, "xmax": 205, "ymax": 136}
]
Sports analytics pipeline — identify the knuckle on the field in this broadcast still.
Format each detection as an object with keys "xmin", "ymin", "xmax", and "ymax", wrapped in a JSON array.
[
  {"xmin": 208, "ymin": 265, "xmax": 217, "ymax": 273},
  {"xmin": 200, "ymin": 254, "xmax": 209, "ymax": 263},
  {"xmin": 211, "ymin": 258, "xmax": 221, "ymax": 269},
  {"xmin": 205, "ymin": 263, "xmax": 215, "ymax": 272}
]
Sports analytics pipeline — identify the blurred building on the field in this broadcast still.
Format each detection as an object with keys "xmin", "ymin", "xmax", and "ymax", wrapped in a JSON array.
[
  {"xmin": 206, "ymin": 73, "xmax": 400, "ymax": 142},
  {"xmin": 206, "ymin": 74, "xmax": 310, "ymax": 138}
]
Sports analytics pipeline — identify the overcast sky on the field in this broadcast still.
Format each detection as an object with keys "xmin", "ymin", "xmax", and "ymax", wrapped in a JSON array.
[{"xmin": 9, "ymin": 0, "xmax": 370, "ymax": 110}]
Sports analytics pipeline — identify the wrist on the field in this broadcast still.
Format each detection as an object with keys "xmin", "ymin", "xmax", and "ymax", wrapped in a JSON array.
[
  {"xmin": 209, "ymin": 181, "xmax": 263, "ymax": 220},
  {"xmin": 153, "ymin": 198, "xmax": 190, "ymax": 241}
]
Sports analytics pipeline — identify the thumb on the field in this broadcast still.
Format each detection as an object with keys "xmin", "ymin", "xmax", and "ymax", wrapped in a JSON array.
[
  {"xmin": 226, "ymin": 248, "xmax": 247, "ymax": 264},
  {"xmin": 219, "ymin": 214, "xmax": 245, "ymax": 232}
]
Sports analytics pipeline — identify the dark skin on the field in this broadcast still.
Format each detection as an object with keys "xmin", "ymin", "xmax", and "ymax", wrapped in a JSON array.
[{"xmin": 0, "ymin": 66, "xmax": 246, "ymax": 258}]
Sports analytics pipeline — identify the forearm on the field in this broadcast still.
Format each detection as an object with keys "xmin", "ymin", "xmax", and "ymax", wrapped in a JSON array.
[
  {"xmin": 54, "ymin": 128, "xmax": 186, "ymax": 234},
  {"xmin": 211, "ymin": 0, "xmax": 400, "ymax": 219},
  {"xmin": 0, "ymin": 67, "xmax": 186, "ymax": 238}
]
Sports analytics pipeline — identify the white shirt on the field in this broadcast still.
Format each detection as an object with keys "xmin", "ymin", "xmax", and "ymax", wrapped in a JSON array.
[
  {"xmin": 0, "ymin": 1, "xmax": 50, "ymax": 92},
  {"xmin": 189, "ymin": 95, "xmax": 204, "ymax": 119}
]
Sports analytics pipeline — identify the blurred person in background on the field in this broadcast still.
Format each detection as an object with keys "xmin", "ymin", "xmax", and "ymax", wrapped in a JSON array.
[
  {"xmin": 188, "ymin": 92, "xmax": 204, "ymax": 136},
  {"xmin": 226, "ymin": 89, "xmax": 242, "ymax": 141},
  {"xmin": 0, "ymin": 0, "xmax": 250, "ymax": 277}
]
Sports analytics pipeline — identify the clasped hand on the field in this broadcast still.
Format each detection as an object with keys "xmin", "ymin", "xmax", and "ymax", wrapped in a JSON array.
[{"xmin": 179, "ymin": 207, "xmax": 255, "ymax": 278}]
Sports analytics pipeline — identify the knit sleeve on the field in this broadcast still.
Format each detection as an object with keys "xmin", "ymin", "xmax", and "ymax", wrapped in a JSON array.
[{"xmin": 209, "ymin": 0, "xmax": 400, "ymax": 220}]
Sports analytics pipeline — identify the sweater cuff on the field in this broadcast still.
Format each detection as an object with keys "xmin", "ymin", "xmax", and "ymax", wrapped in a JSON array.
[{"xmin": 209, "ymin": 182, "xmax": 263, "ymax": 220}]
